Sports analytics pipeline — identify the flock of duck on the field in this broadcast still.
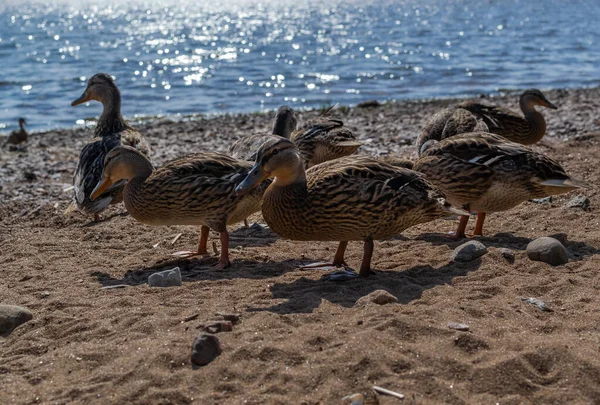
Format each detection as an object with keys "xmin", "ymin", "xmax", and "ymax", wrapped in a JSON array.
[{"xmin": 60, "ymin": 73, "xmax": 590, "ymax": 277}]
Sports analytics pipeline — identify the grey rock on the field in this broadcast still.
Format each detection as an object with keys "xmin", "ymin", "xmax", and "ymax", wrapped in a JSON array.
[
  {"xmin": 355, "ymin": 290, "xmax": 398, "ymax": 307},
  {"xmin": 531, "ymin": 196, "xmax": 552, "ymax": 204},
  {"xmin": 566, "ymin": 195, "xmax": 590, "ymax": 210},
  {"xmin": 0, "ymin": 305, "xmax": 33, "ymax": 336},
  {"xmin": 148, "ymin": 267, "xmax": 182, "ymax": 287},
  {"xmin": 191, "ymin": 334, "xmax": 221, "ymax": 366},
  {"xmin": 526, "ymin": 237, "xmax": 568, "ymax": 266},
  {"xmin": 447, "ymin": 322, "xmax": 470, "ymax": 331},
  {"xmin": 451, "ymin": 241, "xmax": 488, "ymax": 262},
  {"xmin": 520, "ymin": 297, "xmax": 553, "ymax": 312},
  {"xmin": 499, "ymin": 248, "xmax": 515, "ymax": 263}
]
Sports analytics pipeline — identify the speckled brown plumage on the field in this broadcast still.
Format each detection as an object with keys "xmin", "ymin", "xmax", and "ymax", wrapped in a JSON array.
[
  {"xmin": 72, "ymin": 73, "xmax": 151, "ymax": 219},
  {"xmin": 414, "ymin": 132, "xmax": 590, "ymax": 237},
  {"xmin": 417, "ymin": 89, "xmax": 557, "ymax": 155},
  {"xmin": 290, "ymin": 115, "xmax": 361, "ymax": 168},
  {"xmin": 93, "ymin": 146, "xmax": 269, "ymax": 268},
  {"xmin": 236, "ymin": 138, "xmax": 462, "ymax": 276}
]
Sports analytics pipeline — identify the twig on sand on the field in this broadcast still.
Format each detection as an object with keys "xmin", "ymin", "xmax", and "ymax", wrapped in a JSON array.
[
  {"xmin": 171, "ymin": 233, "xmax": 182, "ymax": 245},
  {"xmin": 372, "ymin": 386, "xmax": 405, "ymax": 400}
]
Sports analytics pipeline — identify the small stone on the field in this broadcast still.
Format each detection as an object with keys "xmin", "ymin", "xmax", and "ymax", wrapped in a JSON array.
[
  {"xmin": 499, "ymin": 248, "xmax": 515, "ymax": 263},
  {"xmin": 0, "ymin": 305, "xmax": 33, "ymax": 336},
  {"xmin": 531, "ymin": 196, "xmax": 552, "ymax": 204},
  {"xmin": 520, "ymin": 297, "xmax": 553, "ymax": 312},
  {"xmin": 148, "ymin": 267, "xmax": 182, "ymax": 287},
  {"xmin": 39, "ymin": 291, "xmax": 51, "ymax": 298},
  {"xmin": 451, "ymin": 241, "xmax": 488, "ymax": 262},
  {"xmin": 526, "ymin": 237, "xmax": 568, "ymax": 266},
  {"xmin": 201, "ymin": 321, "xmax": 233, "ymax": 334},
  {"xmin": 566, "ymin": 195, "xmax": 590, "ymax": 210},
  {"xmin": 215, "ymin": 312, "xmax": 241, "ymax": 325},
  {"xmin": 191, "ymin": 334, "xmax": 221, "ymax": 366},
  {"xmin": 249, "ymin": 223, "xmax": 264, "ymax": 231},
  {"xmin": 355, "ymin": 290, "xmax": 398, "ymax": 307},
  {"xmin": 101, "ymin": 284, "xmax": 129, "ymax": 290},
  {"xmin": 447, "ymin": 322, "xmax": 469, "ymax": 331}
]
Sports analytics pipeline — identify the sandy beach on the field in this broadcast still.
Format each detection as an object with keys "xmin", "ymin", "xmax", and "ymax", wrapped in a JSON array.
[{"xmin": 1, "ymin": 87, "xmax": 600, "ymax": 404}]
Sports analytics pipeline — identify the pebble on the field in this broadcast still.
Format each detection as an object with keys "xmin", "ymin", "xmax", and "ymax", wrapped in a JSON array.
[
  {"xmin": 531, "ymin": 196, "xmax": 552, "ymax": 204},
  {"xmin": 191, "ymin": 334, "xmax": 221, "ymax": 366},
  {"xmin": 216, "ymin": 312, "xmax": 241, "ymax": 325},
  {"xmin": 0, "ymin": 305, "xmax": 33, "ymax": 336},
  {"xmin": 520, "ymin": 297, "xmax": 553, "ymax": 312},
  {"xmin": 526, "ymin": 237, "xmax": 568, "ymax": 266},
  {"xmin": 201, "ymin": 321, "xmax": 233, "ymax": 334},
  {"xmin": 356, "ymin": 100, "xmax": 381, "ymax": 108},
  {"xmin": 566, "ymin": 195, "xmax": 590, "ymax": 210},
  {"xmin": 447, "ymin": 322, "xmax": 470, "ymax": 331},
  {"xmin": 148, "ymin": 267, "xmax": 182, "ymax": 287},
  {"xmin": 355, "ymin": 290, "xmax": 398, "ymax": 307},
  {"xmin": 498, "ymin": 248, "xmax": 515, "ymax": 263},
  {"xmin": 451, "ymin": 241, "xmax": 488, "ymax": 262}
]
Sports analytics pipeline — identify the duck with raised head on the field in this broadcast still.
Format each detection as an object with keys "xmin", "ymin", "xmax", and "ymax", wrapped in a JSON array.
[
  {"xmin": 71, "ymin": 73, "xmax": 151, "ymax": 221},
  {"xmin": 414, "ymin": 132, "xmax": 591, "ymax": 238},
  {"xmin": 290, "ymin": 105, "xmax": 361, "ymax": 168},
  {"xmin": 235, "ymin": 138, "xmax": 466, "ymax": 277},
  {"xmin": 3, "ymin": 118, "xmax": 28, "ymax": 147},
  {"xmin": 230, "ymin": 105, "xmax": 298, "ymax": 161},
  {"xmin": 91, "ymin": 146, "xmax": 269, "ymax": 269},
  {"xmin": 417, "ymin": 89, "xmax": 557, "ymax": 155}
]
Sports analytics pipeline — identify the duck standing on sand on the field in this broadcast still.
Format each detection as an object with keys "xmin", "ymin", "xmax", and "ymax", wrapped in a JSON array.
[
  {"xmin": 417, "ymin": 89, "xmax": 557, "ymax": 155},
  {"xmin": 70, "ymin": 73, "xmax": 151, "ymax": 221},
  {"xmin": 91, "ymin": 146, "xmax": 269, "ymax": 269},
  {"xmin": 235, "ymin": 138, "xmax": 467, "ymax": 277},
  {"xmin": 3, "ymin": 118, "xmax": 28, "ymax": 147},
  {"xmin": 414, "ymin": 132, "xmax": 591, "ymax": 238}
]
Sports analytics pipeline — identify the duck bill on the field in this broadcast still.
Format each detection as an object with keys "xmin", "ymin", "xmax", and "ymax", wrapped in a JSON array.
[
  {"xmin": 542, "ymin": 98, "xmax": 557, "ymax": 110},
  {"xmin": 235, "ymin": 164, "xmax": 268, "ymax": 196},
  {"xmin": 90, "ymin": 177, "xmax": 113, "ymax": 201},
  {"xmin": 72, "ymin": 91, "xmax": 91, "ymax": 106}
]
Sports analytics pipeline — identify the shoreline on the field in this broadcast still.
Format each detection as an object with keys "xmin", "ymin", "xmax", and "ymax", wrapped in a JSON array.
[{"xmin": 3, "ymin": 84, "xmax": 599, "ymax": 136}]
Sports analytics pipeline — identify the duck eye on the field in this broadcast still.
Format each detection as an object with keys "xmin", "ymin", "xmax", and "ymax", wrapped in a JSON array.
[{"xmin": 272, "ymin": 149, "xmax": 279, "ymax": 156}]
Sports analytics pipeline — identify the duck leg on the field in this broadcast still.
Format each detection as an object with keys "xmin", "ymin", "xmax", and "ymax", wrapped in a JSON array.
[
  {"xmin": 359, "ymin": 238, "xmax": 375, "ymax": 277},
  {"xmin": 172, "ymin": 226, "xmax": 211, "ymax": 257},
  {"xmin": 450, "ymin": 215, "xmax": 470, "ymax": 239},
  {"xmin": 301, "ymin": 241, "xmax": 349, "ymax": 270},
  {"xmin": 244, "ymin": 218, "xmax": 249, "ymax": 228},
  {"xmin": 213, "ymin": 231, "xmax": 231, "ymax": 270},
  {"xmin": 469, "ymin": 212, "xmax": 486, "ymax": 237}
]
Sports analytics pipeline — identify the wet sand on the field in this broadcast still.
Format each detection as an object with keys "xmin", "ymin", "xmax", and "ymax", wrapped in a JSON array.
[{"xmin": 1, "ymin": 87, "xmax": 600, "ymax": 404}]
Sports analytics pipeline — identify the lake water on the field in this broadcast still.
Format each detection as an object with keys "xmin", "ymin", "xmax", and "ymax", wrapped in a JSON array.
[{"xmin": 1, "ymin": 0, "xmax": 599, "ymax": 132}]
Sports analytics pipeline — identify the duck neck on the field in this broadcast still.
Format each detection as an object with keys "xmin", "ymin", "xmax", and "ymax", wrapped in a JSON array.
[
  {"xmin": 95, "ymin": 90, "xmax": 128, "ymax": 137},
  {"xmin": 122, "ymin": 156, "xmax": 154, "ymax": 218},
  {"xmin": 520, "ymin": 98, "xmax": 546, "ymax": 143},
  {"xmin": 19, "ymin": 121, "xmax": 25, "ymax": 131},
  {"xmin": 272, "ymin": 117, "xmax": 294, "ymax": 139}
]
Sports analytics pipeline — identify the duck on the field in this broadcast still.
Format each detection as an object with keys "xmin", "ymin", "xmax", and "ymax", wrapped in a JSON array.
[
  {"xmin": 413, "ymin": 132, "xmax": 591, "ymax": 238},
  {"xmin": 229, "ymin": 105, "xmax": 298, "ymax": 162},
  {"xmin": 91, "ymin": 146, "xmax": 269, "ymax": 269},
  {"xmin": 71, "ymin": 73, "xmax": 151, "ymax": 221},
  {"xmin": 235, "ymin": 138, "xmax": 466, "ymax": 276},
  {"xmin": 417, "ymin": 89, "xmax": 557, "ymax": 155},
  {"xmin": 3, "ymin": 118, "xmax": 28, "ymax": 147},
  {"xmin": 290, "ymin": 106, "xmax": 361, "ymax": 168}
]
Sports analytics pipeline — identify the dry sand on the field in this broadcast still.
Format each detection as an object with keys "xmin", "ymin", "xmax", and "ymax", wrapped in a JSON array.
[{"xmin": 1, "ymin": 88, "xmax": 600, "ymax": 404}]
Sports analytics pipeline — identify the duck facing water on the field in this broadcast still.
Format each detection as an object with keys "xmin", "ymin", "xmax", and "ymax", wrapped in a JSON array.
[
  {"xmin": 235, "ymin": 138, "xmax": 466, "ymax": 276},
  {"xmin": 71, "ymin": 73, "xmax": 151, "ymax": 221},
  {"xmin": 91, "ymin": 146, "xmax": 269, "ymax": 269},
  {"xmin": 3, "ymin": 118, "xmax": 28, "ymax": 147}
]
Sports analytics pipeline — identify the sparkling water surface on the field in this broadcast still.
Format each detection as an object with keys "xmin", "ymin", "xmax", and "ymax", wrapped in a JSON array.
[{"xmin": 1, "ymin": 0, "xmax": 599, "ymax": 132}]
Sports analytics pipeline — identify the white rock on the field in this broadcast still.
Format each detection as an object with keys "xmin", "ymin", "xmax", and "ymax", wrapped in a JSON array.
[{"xmin": 148, "ymin": 267, "xmax": 182, "ymax": 287}]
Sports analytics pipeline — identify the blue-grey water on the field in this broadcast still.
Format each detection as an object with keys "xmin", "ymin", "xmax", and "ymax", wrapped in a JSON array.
[{"xmin": 1, "ymin": 0, "xmax": 599, "ymax": 132}]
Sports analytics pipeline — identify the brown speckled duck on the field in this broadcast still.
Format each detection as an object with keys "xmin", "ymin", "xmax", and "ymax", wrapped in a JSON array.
[
  {"xmin": 91, "ymin": 146, "xmax": 269, "ymax": 269},
  {"xmin": 417, "ymin": 89, "xmax": 557, "ymax": 155},
  {"xmin": 414, "ymin": 132, "xmax": 591, "ymax": 238},
  {"xmin": 3, "ymin": 118, "xmax": 28, "ymax": 147},
  {"xmin": 290, "ymin": 106, "xmax": 361, "ymax": 168},
  {"xmin": 71, "ymin": 73, "xmax": 151, "ymax": 221},
  {"xmin": 229, "ymin": 105, "xmax": 298, "ymax": 162},
  {"xmin": 235, "ymin": 138, "xmax": 466, "ymax": 276}
]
